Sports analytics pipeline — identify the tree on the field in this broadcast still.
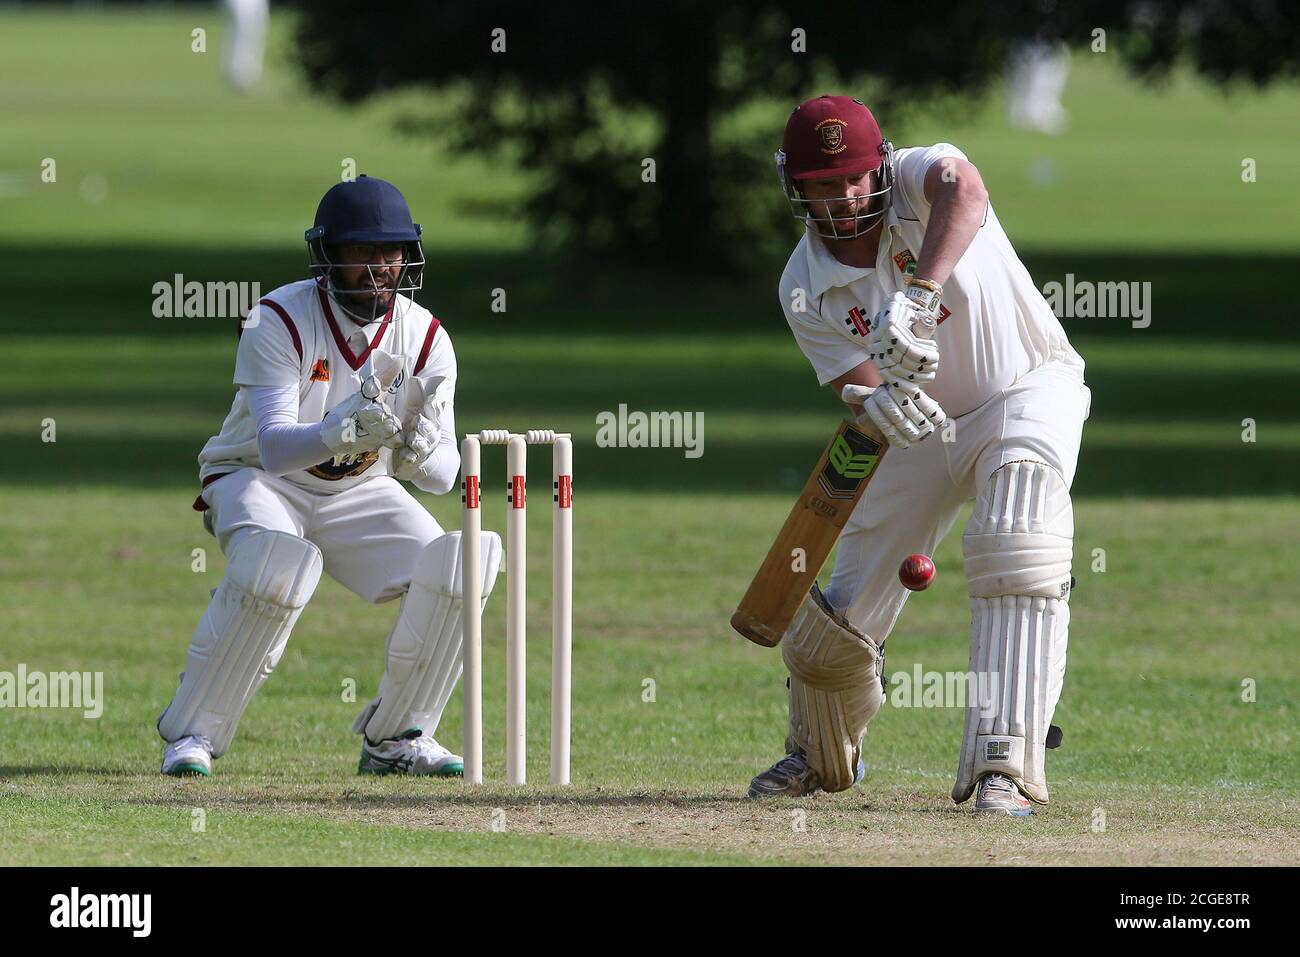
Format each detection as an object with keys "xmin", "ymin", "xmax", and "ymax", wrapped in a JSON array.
[{"xmin": 293, "ymin": 1, "xmax": 1300, "ymax": 267}]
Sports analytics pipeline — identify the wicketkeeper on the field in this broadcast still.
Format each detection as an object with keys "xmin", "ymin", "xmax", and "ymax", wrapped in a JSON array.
[
  {"xmin": 749, "ymin": 96, "xmax": 1089, "ymax": 815},
  {"xmin": 157, "ymin": 175, "xmax": 501, "ymax": 777}
]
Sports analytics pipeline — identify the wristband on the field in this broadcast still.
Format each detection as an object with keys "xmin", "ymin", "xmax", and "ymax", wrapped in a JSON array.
[{"xmin": 904, "ymin": 277, "xmax": 943, "ymax": 314}]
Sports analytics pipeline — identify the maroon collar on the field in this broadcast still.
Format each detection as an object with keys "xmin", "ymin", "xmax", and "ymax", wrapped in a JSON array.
[{"xmin": 317, "ymin": 285, "xmax": 394, "ymax": 371}]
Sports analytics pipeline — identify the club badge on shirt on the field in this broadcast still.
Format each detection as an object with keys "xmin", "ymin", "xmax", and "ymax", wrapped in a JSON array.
[
  {"xmin": 893, "ymin": 250, "xmax": 918, "ymax": 277},
  {"xmin": 893, "ymin": 249, "xmax": 951, "ymax": 323}
]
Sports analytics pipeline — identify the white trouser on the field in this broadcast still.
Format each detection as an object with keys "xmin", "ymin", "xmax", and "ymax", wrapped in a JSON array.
[
  {"xmin": 823, "ymin": 360, "xmax": 1090, "ymax": 639},
  {"xmin": 160, "ymin": 469, "xmax": 450, "ymax": 753},
  {"xmin": 202, "ymin": 469, "xmax": 444, "ymax": 604}
]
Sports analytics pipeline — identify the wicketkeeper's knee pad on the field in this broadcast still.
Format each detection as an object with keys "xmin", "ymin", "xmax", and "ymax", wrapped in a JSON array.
[
  {"xmin": 954, "ymin": 460, "xmax": 1073, "ymax": 805},
  {"xmin": 355, "ymin": 530, "xmax": 503, "ymax": 743},
  {"xmin": 158, "ymin": 529, "xmax": 323, "ymax": 756},
  {"xmin": 781, "ymin": 585, "xmax": 884, "ymax": 793}
]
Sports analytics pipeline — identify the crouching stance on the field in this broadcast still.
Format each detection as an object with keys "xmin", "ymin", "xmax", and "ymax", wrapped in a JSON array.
[{"xmin": 158, "ymin": 175, "xmax": 502, "ymax": 777}]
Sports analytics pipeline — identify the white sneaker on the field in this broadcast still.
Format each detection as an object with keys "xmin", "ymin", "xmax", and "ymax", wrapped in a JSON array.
[
  {"xmin": 358, "ymin": 729, "xmax": 463, "ymax": 777},
  {"xmin": 161, "ymin": 734, "xmax": 213, "ymax": 777},
  {"xmin": 974, "ymin": 772, "xmax": 1033, "ymax": 816}
]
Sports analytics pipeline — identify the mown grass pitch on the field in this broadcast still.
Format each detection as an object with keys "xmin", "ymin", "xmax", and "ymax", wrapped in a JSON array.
[
  {"xmin": 3, "ymin": 486, "xmax": 1297, "ymax": 865},
  {"xmin": 1, "ymin": 7, "xmax": 1297, "ymax": 865}
]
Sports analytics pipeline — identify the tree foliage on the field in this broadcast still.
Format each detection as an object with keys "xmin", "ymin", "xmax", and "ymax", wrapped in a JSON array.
[{"xmin": 293, "ymin": 1, "xmax": 1300, "ymax": 266}]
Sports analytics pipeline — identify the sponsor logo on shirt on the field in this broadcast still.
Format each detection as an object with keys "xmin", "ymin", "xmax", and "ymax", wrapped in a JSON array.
[
  {"xmin": 307, "ymin": 450, "xmax": 378, "ymax": 480},
  {"xmin": 844, "ymin": 306, "xmax": 870, "ymax": 337},
  {"xmin": 310, "ymin": 358, "xmax": 330, "ymax": 382}
]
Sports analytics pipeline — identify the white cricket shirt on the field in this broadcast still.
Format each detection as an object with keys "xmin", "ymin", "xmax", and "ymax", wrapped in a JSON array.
[
  {"xmin": 197, "ymin": 278, "xmax": 456, "ymax": 494},
  {"xmin": 779, "ymin": 143, "xmax": 1083, "ymax": 417}
]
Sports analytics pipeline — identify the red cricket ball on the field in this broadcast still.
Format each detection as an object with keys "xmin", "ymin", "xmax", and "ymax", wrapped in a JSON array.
[{"xmin": 899, "ymin": 553, "xmax": 936, "ymax": 591}]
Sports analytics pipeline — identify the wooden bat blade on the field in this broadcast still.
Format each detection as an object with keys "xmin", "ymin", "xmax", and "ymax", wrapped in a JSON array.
[{"xmin": 731, "ymin": 419, "xmax": 886, "ymax": 646}]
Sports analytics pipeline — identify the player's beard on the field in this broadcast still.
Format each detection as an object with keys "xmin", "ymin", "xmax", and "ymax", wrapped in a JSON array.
[
  {"xmin": 334, "ymin": 277, "xmax": 398, "ymax": 325},
  {"xmin": 824, "ymin": 192, "xmax": 880, "ymax": 240}
]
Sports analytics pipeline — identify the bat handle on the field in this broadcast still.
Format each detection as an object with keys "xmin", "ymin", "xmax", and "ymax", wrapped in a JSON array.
[{"xmin": 911, "ymin": 314, "xmax": 937, "ymax": 340}]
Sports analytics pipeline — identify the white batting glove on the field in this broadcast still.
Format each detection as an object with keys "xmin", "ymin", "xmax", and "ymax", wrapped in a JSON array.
[
  {"xmin": 842, "ymin": 381, "xmax": 946, "ymax": 449},
  {"xmin": 321, "ymin": 391, "xmax": 405, "ymax": 456},
  {"xmin": 868, "ymin": 290, "xmax": 940, "ymax": 385}
]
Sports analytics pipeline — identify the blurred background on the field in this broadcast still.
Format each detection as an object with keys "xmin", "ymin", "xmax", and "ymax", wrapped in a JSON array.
[
  {"xmin": 1, "ymin": 1, "xmax": 1297, "ymax": 862},
  {"xmin": 5, "ymin": 0, "xmax": 1298, "ymax": 497}
]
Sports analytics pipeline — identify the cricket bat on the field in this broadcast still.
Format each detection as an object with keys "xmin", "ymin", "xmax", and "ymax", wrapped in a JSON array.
[
  {"xmin": 731, "ymin": 304, "xmax": 936, "ymax": 647},
  {"xmin": 730, "ymin": 417, "xmax": 889, "ymax": 646}
]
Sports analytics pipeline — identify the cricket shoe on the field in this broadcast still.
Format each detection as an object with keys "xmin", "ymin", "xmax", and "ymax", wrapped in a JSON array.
[
  {"xmin": 974, "ymin": 772, "xmax": 1033, "ymax": 816},
  {"xmin": 358, "ymin": 729, "xmax": 464, "ymax": 777},
  {"xmin": 161, "ymin": 734, "xmax": 213, "ymax": 777},
  {"xmin": 746, "ymin": 749, "xmax": 865, "ymax": 799}
]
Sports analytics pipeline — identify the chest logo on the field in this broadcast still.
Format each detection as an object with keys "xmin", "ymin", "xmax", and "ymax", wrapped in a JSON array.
[
  {"xmin": 310, "ymin": 358, "xmax": 330, "ymax": 383},
  {"xmin": 844, "ymin": 307, "xmax": 870, "ymax": 337}
]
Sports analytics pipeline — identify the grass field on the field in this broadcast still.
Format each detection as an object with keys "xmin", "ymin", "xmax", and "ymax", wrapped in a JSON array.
[{"xmin": 2, "ymin": 7, "xmax": 1298, "ymax": 866}]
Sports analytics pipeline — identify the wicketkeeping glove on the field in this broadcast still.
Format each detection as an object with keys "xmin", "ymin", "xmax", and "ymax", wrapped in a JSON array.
[
  {"xmin": 393, "ymin": 413, "xmax": 440, "ymax": 480},
  {"xmin": 320, "ymin": 391, "xmax": 405, "ymax": 456},
  {"xmin": 392, "ymin": 375, "xmax": 448, "ymax": 481}
]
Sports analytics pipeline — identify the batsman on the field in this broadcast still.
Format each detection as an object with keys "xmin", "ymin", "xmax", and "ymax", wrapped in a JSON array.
[{"xmin": 744, "ymin": 96, "xmax": 1090, "ymax": 815}]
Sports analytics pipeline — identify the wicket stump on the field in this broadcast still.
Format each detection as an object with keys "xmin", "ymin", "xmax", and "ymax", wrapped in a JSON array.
[{"xmin": 461, "ymin": 430, "xmax": 573, "ymax": 786}]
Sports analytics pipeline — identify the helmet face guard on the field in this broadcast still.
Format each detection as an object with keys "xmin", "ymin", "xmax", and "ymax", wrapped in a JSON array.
[
  {"xmin": 306, "ymin": 175, "xmax": 426, "ymax": 325},
  {"xmin": 775, "ymin": 139, "xmax": 895, "ymax": 241},
  {"xmin": 306, "ymin": 227, "xmax": 426, "ymax": 323}
]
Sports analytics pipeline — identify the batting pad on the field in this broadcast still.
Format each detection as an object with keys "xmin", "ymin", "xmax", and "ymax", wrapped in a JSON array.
[
  {"xmin": 954, "ymin": 460, "xmax": 1073, "ymax": 805},
  {"xmin": 158, "ymin": 529, "xmax": 323, "ymax": 756},
  {"xmin": 356, "ymin": 530, "xmax": 502, "ymax": 743},
  {"xmin": 781, "ymin": 585, "xmax": 884, "ymax": 792}
]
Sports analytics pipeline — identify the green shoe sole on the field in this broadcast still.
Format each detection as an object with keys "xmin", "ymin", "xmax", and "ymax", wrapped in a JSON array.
[
  {"xmin": 163, "ymin": 763, "xmax": 210, "ymax": 777},
  {"xmin": 357, "ymin": 758, "xmax": 465, "ymax": 777}
]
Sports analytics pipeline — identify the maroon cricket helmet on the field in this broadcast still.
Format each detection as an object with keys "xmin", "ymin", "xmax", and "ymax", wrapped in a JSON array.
[{"xmin": 775, "ymin": 95, "xmax": 895, "ymax": 238}]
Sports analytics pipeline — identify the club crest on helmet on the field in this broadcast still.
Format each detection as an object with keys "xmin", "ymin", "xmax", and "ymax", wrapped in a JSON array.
[
  {"xmin": 775, "ymin": 95, "xmax": 895, "ymax": 240},
  {"xmin": 816, "ymin": 118, "xmax": 846, "ymax": 154}
]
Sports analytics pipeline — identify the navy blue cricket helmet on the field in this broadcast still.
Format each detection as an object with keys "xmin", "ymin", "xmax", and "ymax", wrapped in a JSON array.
[{"xmin": 305, "ymin": 175, "xmax": 425, "ymax": 305}]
